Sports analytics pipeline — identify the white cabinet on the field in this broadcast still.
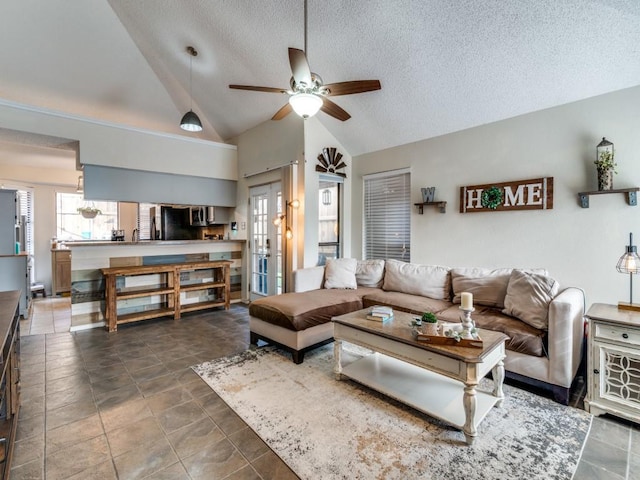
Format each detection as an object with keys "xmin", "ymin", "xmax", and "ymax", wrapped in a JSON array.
[{"xmin": 585, "ymin": 303, "xmax": 640, "ymax": 423}]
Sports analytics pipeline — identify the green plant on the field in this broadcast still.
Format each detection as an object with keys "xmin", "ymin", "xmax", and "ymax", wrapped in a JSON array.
[
  {"xmin": 421, "ymin": 312, "xmax": 438, "ymax": 323},
  {"xmin": 595, "ymin": 150, "xmax": 617, "ymax": 173},
  {"xmin": 481, "ymin": 186, "xmax": 503, "ymax": 210},
  {"xmin": 77, "ymin": 206, "xmax": 102, "ymax": 214}
]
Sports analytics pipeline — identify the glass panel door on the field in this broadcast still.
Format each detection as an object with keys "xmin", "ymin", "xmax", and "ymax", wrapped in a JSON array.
[{"xmin": 250, "ymin": 182, "xmax": 282, "ymax": 300}]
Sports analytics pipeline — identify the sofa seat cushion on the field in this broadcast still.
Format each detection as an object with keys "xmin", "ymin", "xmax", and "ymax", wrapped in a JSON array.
[
  {"xmin": 436, "ymin": 305, "xmax": 546, "ymax": 357},
  {"xmin": 249, "ymin": 287, "xmax": 380, "ymax": 332},
  {"xmin": 362, "ymin": 291, "xmax": 452, "ymax": 316}
]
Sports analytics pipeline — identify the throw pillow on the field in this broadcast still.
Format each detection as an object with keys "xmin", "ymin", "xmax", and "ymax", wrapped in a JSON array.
[
  {"xmin": 502, "ymin": 269, "xmax": 559, "ymax": 330},
  {"xmin": 324, "ymin": 258, "xmax": 358, "ymax": 289},
  {"xmin": 355, "ymin": 259, "xmax": 385, "ymax": 288},
  {"xmin": 451, "ymin": 267, "xmax": 549, "ymax": 308},
  {"xmin": 382, "ymin": 259, "xmax": 451, "ymax": 300}
]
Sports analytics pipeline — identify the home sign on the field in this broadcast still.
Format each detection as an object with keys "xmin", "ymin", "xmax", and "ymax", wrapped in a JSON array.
[{"xmin": 459, "ymin": 177, "xmax": 554, "ymax": 213}]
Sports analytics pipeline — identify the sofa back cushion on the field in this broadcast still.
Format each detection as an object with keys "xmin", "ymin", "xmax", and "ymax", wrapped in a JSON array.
[
  {"xmin": 324, "ymin": 258, "xmax": 358, "ymax": 289},
  {"xmin": 502, "ymin": 269, "xmax": 559, "ymax": 330},
  {"xmin": 451, "ymin": 267, "xmax": 548, "ymax": 308},
  {"xmin": 356, "ymin": 259, "xmax": 385, "ymax": 288},
  {"xmin": 382, "ymin": 259, "xmax": 451, "ymax": 300}
]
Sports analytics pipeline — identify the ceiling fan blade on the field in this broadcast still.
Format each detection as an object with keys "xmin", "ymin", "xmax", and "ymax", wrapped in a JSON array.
[
  {"xmin": 288, "ymin": 48, "xmax": 312, "ymax": 86},
  {"xmin": 324, "ymin": 80, "xmax": 381, "ymax": 96},
  {"xmin": 229, "ymin": 85, "xmax": 288, "ymax": 94},
  {"xmin": 321, "ymin": 98, "xmax": 351, "ymax": 121},
  {"xmin": 272, "ymin": 103, "xmax": 293, "ymax": 120}
]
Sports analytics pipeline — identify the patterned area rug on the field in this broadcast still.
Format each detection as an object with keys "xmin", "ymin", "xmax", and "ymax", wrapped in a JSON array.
[{"xmin": 193, "ymin": 344, "xmax": 591, "ymax": 480}]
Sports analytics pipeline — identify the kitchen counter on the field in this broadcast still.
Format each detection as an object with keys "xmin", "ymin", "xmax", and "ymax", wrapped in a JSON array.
[
  {"xmin": 62, "ymin": 239, "xmax": 246, "ymax": 247},
  {"xmin": 68, "ymin": 239, "xmax": 245, "ymax": 331}
]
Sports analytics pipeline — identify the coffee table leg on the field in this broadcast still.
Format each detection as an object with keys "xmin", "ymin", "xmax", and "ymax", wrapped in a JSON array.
[
  {"xmin": 492, "ymin": 359, "xmax": 505, "ymax": 407},
  {"xmin": 334, "ymin": 339, "xmax": 343, "ymax": 380},
  {"xmin": 463, "ymin": 384, "xmax": 477, "ymax": 445}
]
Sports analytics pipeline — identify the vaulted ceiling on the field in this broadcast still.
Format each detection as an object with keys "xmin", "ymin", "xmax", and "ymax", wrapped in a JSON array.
[{"xmin": 1, "ymin": 0, "xmax": 639, "ymax": 160}]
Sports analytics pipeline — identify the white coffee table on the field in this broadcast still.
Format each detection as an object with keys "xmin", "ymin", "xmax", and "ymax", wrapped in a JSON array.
[{"xmin": 332, "ymin": 308, "xmax": 508, "ymax": 445}]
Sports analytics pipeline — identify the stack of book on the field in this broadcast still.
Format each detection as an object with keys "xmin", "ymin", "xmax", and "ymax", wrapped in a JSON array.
[{"xmin": 367, "ymin": 305, "xmax": 394, "ymax": 322}]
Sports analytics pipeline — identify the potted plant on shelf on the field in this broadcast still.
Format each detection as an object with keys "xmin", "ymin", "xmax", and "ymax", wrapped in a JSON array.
[
  {"xmin": 77, "ymin": 206, "xmax": 102, "ymax": 219},
  {"xmin": 595, "ymin": 140, "xmax": 617, "ymax": 191},
  {"xmin": 421, "ymin": 311, "xmax": 439, "ymax": 336}
]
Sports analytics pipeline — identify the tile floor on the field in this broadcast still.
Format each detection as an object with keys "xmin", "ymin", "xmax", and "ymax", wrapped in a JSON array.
[
  {"xmin": 13, "ymin": 298, "xmax": 298, "ymax": 479},
  {"xmin": 10, "ymin": 297, "xmax": 640, "ymax": 479}
]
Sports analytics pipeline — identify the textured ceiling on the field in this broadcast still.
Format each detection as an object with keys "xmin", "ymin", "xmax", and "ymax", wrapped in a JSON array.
[{"xmin": 1, "ymin": 0, "xmax": 639, "ymax": 159}]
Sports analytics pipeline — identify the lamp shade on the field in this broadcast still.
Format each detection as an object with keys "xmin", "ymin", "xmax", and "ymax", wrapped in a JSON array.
[
  {"xmin": 617, "ymin": 233, "xmax": 640, "ymax": 274},
  {"xmin": 289, "ymin": 93, "xmax": 322, "ymax": 119},
  {"xmin": 180, "ymin": 110, "xmax": 203, "ymax": 132}
]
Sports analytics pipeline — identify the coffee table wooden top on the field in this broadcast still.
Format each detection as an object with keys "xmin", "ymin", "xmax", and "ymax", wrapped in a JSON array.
[{"xmin": 332, "ymin": 308, "xmax": 508, "ymax": 363}]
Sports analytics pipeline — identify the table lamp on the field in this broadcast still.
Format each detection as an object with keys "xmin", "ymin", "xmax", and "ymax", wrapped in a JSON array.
[{"xmin": 617, "ymin": 232, "xmax": 640, "ymax": 311}]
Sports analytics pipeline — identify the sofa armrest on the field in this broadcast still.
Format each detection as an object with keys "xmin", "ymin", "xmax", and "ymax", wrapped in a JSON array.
[
  {"xmin": 547, "ymin": 287, "xmax": 586, "ymax": 388},
  {"xmin": 292, "ymin": 266, "xmax": 325, "ymax": 293}
]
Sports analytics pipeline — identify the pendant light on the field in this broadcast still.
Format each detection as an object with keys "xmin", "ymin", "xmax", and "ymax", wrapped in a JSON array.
[{"xmin": 180, "ymin": 46, "xmax": 203, "ymax": 132}]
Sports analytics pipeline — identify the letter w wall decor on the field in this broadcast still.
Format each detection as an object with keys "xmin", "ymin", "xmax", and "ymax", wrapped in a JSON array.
[{"xmin": 459, "ymin": 177, "xmax": 554, "ymax": 213}]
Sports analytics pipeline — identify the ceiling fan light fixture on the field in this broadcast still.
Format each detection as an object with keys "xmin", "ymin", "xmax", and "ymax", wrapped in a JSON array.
[
  {"xmin": 180, "ymin": 110, "xmax": 203, "ymax": 132},
  {"xmin": 289, "ymin": 93, "xmax": 322, "ymax": 119}
]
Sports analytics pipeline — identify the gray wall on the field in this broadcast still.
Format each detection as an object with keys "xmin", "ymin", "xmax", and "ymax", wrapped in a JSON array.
[
  {"xmin": 83, "ymin": 165, "xmax": 237, "ymax": 206},
  {"xmin": 352, "ymin": 85, "xmax": 640, "ymax": 306}
]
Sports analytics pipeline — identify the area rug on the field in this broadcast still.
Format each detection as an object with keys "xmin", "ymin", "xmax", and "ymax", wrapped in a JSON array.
[{"xmin": 193, "ymin": 344, "xmax": 591, "ymax": 480}]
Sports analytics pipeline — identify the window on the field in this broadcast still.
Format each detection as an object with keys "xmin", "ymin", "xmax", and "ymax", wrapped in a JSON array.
[
  {"xmin": 16, "ymin": 189, "xmax": 34, "ymax": 256},
  {"xmin": 56, "ymin": 193, "xmax": 118, "ymax": 241},
  {"xmin": 318, "ymin": 175, "xmax": 342, "ymax": 265},
  {"xmin": 363, "ymin": 169, "xmax": 410, "ymax": 261},
  {"xmin": 138, "ymin": 203, "xmax": 158, "ymax": 240}
]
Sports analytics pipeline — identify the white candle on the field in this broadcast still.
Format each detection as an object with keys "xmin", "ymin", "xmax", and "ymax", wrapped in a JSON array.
[{"xmin": 461, "ymin": 292, "xmax": 473, "ymax": 310}]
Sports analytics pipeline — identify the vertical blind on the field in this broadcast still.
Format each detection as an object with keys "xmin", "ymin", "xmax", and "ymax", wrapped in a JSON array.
[
  {"xmin": 17, "ymin": 189, "xmax": 34, "ymax": 256},
  {"xmin": 364, "ymin": 170, "xmax": 411, "ymax": 262}
]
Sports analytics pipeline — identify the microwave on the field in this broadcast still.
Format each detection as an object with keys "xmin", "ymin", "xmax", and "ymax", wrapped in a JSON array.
[{"xmin": 189, "ymin": 206, "xmax": 207, "ymax": 226}]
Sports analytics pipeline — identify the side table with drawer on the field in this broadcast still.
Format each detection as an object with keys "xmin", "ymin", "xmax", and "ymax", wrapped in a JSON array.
[{"xmin": 585, "ymin": 303, "xmax": 640, "ymax": 422}]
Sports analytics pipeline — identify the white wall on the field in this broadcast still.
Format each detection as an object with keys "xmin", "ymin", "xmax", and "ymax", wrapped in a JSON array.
[
  {"xmin": 0, "ymin": 99, "xmax": 237, "ymax": 180},
  {"xmin": 232, "ymin": 114, "xmax": 304, "ymax": 294},
  {"xmin": 303, "ymin": 117, "xmax": 353, "ymax": 267},
  {"xmin": 352, "ymin": 85, "xmax": 640, "ymax": 306}
]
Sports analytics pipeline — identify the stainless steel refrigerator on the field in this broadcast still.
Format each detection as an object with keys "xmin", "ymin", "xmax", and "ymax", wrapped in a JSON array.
[{"xmin": 0, "ymin": 189, "xmax": 30, "ymax": 317}]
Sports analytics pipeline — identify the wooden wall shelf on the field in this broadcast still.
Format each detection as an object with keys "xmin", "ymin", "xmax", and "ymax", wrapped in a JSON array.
[
  {"xmin": 578, "ymin": 188, "xmax": 639, "ymax": 208},
  {"xmin": 101, "ymin": 260, "xmax": 232, "ymax": 332},
  {"xmin": 414, "ymin": 201, "xmax": 447, "ymax": 214}
]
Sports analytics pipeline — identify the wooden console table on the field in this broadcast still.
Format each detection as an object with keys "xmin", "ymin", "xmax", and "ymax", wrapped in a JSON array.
[{"xmin": 101, "ymin": 260, "xmax": 231, "ymax": 332}]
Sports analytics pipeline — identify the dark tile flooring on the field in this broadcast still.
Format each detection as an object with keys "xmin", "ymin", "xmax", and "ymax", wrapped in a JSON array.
[
  {"xmin": 10, "ymin": 298, "xmax": 640, "ymax": 479},
  {"xmin": 12, "ymin": 303, "xmax": 298, "ymax": 480}
]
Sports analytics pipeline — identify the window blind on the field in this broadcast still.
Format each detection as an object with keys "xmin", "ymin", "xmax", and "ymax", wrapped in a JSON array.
[
  {"xmin": 364, "ymin": 170, "xmax": 411, "ymax": 261},
  {"xmin": 138, "ymin": 203, "xmax": 157, "ymax": 240},
  {"xmin": 17, "ymin": 189, "xmax": 34, "ymax": 256}
]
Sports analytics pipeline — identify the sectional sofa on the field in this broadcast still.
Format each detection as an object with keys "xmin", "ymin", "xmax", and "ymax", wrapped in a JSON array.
[{"xmin": 249, "ymin": 258, "xmax": 585, "ymax": 404}]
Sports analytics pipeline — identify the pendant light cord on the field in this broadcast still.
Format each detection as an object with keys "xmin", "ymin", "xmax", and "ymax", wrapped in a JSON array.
[{"xmin": 189, "ymin": 51, "xmax": 193, "ymax": 110}]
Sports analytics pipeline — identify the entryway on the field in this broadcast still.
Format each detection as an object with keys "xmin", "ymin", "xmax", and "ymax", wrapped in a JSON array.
[
  {"xmin": 21, "ymin": 297, "xmax": 71, "ymax": 335},
  {"xmin": 249, "ymin": 182, "xmax": 283, "ymax": 300}
]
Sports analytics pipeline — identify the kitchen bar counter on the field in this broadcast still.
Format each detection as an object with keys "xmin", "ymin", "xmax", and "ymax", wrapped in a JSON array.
[
  {"xmin": 69, "ymin": 240, "xmax": 245, "ymax": 331},
  {"xmin": 63, "ymin": 239, "xmax": 246, "ymax": 247}
]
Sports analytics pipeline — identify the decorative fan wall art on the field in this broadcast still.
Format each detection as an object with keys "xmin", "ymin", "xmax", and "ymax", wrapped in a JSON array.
[{"xmin": 316, "ymin": 147, "xmax": 347, "ymax": 177}]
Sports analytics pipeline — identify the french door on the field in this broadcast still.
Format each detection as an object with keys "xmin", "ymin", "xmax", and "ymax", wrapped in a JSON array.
[{"xmin": 249, "ymin": 183, "xmax": 283, "ymax": 300}]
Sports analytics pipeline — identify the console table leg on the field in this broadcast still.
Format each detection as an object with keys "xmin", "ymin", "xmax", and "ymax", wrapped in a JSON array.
[
  {"xmin": 334, "ymin": 339, "xmax": 343, "ymax": 380},
  {"xmin": 463, "ymin": 384, "xmax": 477, "ymax": 445},
  {"xmin": 492, "ymin": 358, "xmax": 505, "ymax": 407}
]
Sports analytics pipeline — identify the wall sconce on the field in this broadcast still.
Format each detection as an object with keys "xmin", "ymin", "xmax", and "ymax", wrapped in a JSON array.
[
  {"xmin": 272, "ymin": 200, "xmax": 299, "ymax": 239},
  {"xmin": 76, "ymin": 175, "xmax": 84, "ymax": 193},
  {"xmin": 617, "ymin": 232, "xmax": 640, "ymax": 311},
  {"xmin": 322, "ymin": 189, "xmax": 332, "ymax": 206}
]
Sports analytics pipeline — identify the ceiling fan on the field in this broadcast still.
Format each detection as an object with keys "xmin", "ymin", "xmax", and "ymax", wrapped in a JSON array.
[{"xmin": 229, "ymin": 0, "xmax": 381, "ymax": 121}]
